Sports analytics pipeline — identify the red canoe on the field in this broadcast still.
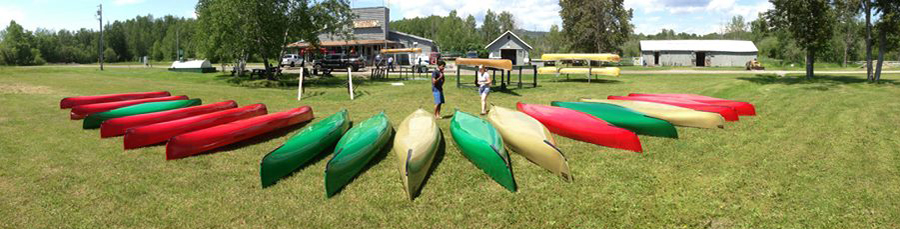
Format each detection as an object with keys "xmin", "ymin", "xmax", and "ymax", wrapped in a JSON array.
[
  {"xmin": 165, "ymin": 106, "xmax": 314, "ymax": 160},
  {"xmin": 69, "ymin": 96, "xmax": 188, "ymax": 120},
  {"xmin": 123, "ymin": 104, "xmax": 268, "ymax": 149},
  {"xmin": 100, "ymin": 100, "xmax": 238, "ymax": 138},
  {"xmin": 627, "ymin": 93, "xmax": 756, "ymax": 116},
  {"xmin": 608, "ymin": 96, "xmax": 740, "ymax": 121},
  {"xmin": 60, "ymin": 91, "xmax": 171, "ymax": 109},
  {"xmin": 517, "ymin": 102, "xmax": 642, "ymax": 152}
]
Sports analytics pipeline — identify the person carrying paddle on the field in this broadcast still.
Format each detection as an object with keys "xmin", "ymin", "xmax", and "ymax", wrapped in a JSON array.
[
  {"xmin": 477, "ymin": 65, "xmax": 492, "ymax": 115},
  {"xmin": 432, "ymin": 60, "xmax": 446, "ymax": 119}
]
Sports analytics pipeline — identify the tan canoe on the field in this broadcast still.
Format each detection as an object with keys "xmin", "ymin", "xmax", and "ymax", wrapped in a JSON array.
[
  {"xmin": 392, "ymin": 109, "xmax": 441, "ymax": 200},
  {"xmin": 381, "ymin": 48, "xmax": 422, "ymax": 54},
  {"xmin": 580, "ymin": 99, "xmax": 725, "ymax": 129},
  {"xmin": 559, "ymin": 67, "xmax": 620, "ymax": 77},
  {"xmin": 487, "ymin": 105, "xmax": 572, "ymax": 181},
  {"xmin": 456, "ymin": 58, "xmax": 513, "ymax": 70},
  {"xmin": 541, "ymin": 53, "xmax": 621, "ymax": 62}
]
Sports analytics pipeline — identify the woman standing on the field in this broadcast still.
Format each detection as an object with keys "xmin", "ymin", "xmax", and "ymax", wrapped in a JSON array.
[{"xmin": 477, "ymin": 65, "xmax": 492, "ymax": 115}]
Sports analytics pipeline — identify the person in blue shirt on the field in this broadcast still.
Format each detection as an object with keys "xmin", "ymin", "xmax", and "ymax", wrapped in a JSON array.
[{"xmin": 432, "ymin": 60, "xmax": 446, "ymax": 119}]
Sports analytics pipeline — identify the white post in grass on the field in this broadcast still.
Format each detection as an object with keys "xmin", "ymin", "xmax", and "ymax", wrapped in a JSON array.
[
  {"xmin": 347, "ymin": 67, "xmax": 355, "ymax": 100},
  {"xmin": 297, "ymin": 67, "xmax": 304, "ymax": 100}
]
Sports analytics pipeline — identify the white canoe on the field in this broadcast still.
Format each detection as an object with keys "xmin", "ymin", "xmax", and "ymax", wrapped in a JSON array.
[
  {"xmin": 580, "ymin": 99, "xmax": 725, "ymax": 129},
  {"xmin": 541, "ymin": 53, "xmax": 621, "ymax": 62},
  {"xmin": 392, "ymin": 109, "xmax": 441, "ymax": 199},
  {"xmin": 487, "ymin": 105, "xmax": 572, "ymax": 181}
]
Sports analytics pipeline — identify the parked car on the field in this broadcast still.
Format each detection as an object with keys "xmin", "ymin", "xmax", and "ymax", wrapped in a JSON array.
[
  {"xmin": 312, "ymin": 54, "xmax": 366, "ymax": 75},
  {"xmin": 280, "ymin": 54, "xmax": 303, "ymax": 67}
]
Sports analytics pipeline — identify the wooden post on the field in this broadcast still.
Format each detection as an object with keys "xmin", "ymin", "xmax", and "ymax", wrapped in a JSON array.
[
  {"xmin": 297, "ymin": 67, "xmax": 304, "ymax": 100},
  {"xmin": 532, "ymin": 65, "xmax": 537, "ymax": 87},
  {"xmin": 456, "ymin": 65, "xmax": 461, "ymax": 88},
  {"xmin": 347, "ymin": 67, "xmax": 355, "ymax": 100}
]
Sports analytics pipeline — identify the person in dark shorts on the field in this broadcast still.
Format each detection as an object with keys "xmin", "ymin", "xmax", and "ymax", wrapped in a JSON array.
[{"xmin": 432, "ymin": 60, "xmax": 446, "ymax": 119}]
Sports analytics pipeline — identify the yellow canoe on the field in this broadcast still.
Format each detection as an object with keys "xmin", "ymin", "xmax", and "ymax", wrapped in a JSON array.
[
  {"xmin": 392, "ymin": 109, "xmax": 441, "ymax": 199},
  {"xmin": 559, "ymin": 67, "xmax": 620, "ymax": 77},
  {"xmin": 381, "ymin": 48, "xmax": 422, "ymax": 54},
  {"xmin": 541, "ymin": 53, "xmax": 621, "ymax": 62},
  {"xmin": 580, "ymin": 99, "xmax": 725, "ymax": 129},
  {"xmin": 455, "ymin": 58, "xmax": 513, "ymax": 71},
  {"xmin": 487, "ymin": 105, "xmax": 572, "ymax": 181}
]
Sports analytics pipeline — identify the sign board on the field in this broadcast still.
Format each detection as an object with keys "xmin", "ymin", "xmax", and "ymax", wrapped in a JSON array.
[{"xmin": 353, "ymin": 20, "xmax": 380, "ymax": 28}]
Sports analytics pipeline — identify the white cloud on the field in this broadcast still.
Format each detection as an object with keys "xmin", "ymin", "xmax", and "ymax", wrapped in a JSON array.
[
  {"xmin": 0, "ymin": 5, "xmax": 27, "ymax": 27},
  {"xmin": 113, "ymin": 0, "xmax": 145, "ymax": 6},
  {"xmin": 626, "ymin": 0, "xmax": 772, "ymax": 35},
  {"xmin": 387, "ymin": 0, "xmax": 562, "ymax": 31}
]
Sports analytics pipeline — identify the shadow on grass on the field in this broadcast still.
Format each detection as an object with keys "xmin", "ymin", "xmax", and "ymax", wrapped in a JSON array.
[
  {"xmin": 551, "ymin": 78, "xmax": 622, "ymax": 84},
  {"xmin": 214, "ymin": 73, "xmax": 407, "ymax": 90},
  {"xmin": 738, "ymin": 74, "xmax": 898, "ymax": 90},
  {"xmin": 326, "ymin": 129, "xmax": 395, "ymax": 198}
]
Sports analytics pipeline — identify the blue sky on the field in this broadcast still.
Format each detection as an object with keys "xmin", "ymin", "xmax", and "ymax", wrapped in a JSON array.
[{"xmin": 1, "ymin": 0, "xmax": 772, "ymax": 34}]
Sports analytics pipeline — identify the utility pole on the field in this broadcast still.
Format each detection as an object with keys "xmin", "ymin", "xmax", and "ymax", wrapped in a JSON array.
[{"xmin": 97, "ymin": 4, "xmax": 104, "ymax": 71}]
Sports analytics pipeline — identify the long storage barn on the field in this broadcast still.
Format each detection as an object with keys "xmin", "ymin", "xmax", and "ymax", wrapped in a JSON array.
[{"xmin": 640, "ymin": 40, "xmax": 758, "ymax": 67}]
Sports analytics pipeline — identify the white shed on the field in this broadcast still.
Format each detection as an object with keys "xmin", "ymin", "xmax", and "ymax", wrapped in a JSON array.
[
  {"xmin": 169, "ymin": 60, "xmax": 217, "ymax": 73},
  {"xmin": 486, "ymin": 31, "xmax": 533, "ymax": 66},
  {"xmin": 640, "ymin": 40, "xmax": 758, "ymax": 67}
]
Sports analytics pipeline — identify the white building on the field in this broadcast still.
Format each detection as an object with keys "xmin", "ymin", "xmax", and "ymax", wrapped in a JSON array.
[
  {"xmin": 486, "ymin": 31, "xmax": 533, "ymax": 66},
  {"xmin": 640, "ymin": 40, "xmax": 758, "ymax": 67}
]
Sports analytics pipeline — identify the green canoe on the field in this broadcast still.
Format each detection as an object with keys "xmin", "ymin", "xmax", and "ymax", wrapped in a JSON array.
[
  {"xmin": 551, "ymin": 101, "xmax": 678, "ymax": 138},
  {"xmin": 450, "ymin": 110, "xmax": 516, "ymax": 192},
  {"xmin": 260, "ymin": 109, "xmax": 351, "ymax": 188},
  {"xmin": 82, "ymin": 99, "xmax": 201, "ymax": 129},
  {"xmin": 324, "ymin": 112, "xmax": 393, "ymax": 197}
]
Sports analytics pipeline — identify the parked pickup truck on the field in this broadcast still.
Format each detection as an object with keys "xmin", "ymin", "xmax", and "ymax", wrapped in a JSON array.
[{"xmin": 312, "ymin": 54, "xmax": 365, "ymax": 75}]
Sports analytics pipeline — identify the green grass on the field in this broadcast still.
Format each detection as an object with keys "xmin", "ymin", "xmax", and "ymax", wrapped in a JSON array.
[{"xmin": 2, "ymin": 66, "xmax": 900, "ymax": 227}]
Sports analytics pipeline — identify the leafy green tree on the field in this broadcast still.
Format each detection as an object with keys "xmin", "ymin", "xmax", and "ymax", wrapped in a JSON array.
[
  {"xmin": 559, "ymin": 0, "xmax": 633, "ymax": 53},
  {"xmin": 872, "ymin": 0, "xmax": 900, "ymax": 82},
  {"xmin": 498, "ymin": 11, "xmax": 516, "ymax": 33},
  {"xmin": 482, "ymin": 10, "xmax": 501, "ymax": 44},
  {"xmin": 767, "ymin": 0, "xmax": 834, "ymax": 79},
  {"xmin": 0, "ymin": 20, "xmax": 40, "ymax": 65}
]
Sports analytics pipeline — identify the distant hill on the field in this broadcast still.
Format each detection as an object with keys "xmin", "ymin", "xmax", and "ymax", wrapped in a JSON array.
[{"xmin": 515, "ymin": 29, "xmax": 549, "ymax": 38}]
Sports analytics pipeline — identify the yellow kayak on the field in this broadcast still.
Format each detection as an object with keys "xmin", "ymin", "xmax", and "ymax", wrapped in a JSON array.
[
  {"xmin": 580, "ymin": 99, "xmax": 725, "ymax": 129},
  {"xmin": 392, "ymin": 109, "xmax": 441, "ymax": 199},
  {"xmin": 456, "ymin": 58, "xmax": 513, "ymax": 70},
  {"xmin": 487, "ymin": 105, "xmax": 572, "ymax": 181},
  {"xmin": 541, "ymin": 53, "xmax": 621, "ymax": 62},
  {"xmin": 381, "ymin": 48, "xmax": 422, "ymax": 54}
]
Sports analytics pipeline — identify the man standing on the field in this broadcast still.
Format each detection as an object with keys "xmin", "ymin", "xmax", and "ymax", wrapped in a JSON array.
[{"xmin": 432, "ymin": 60, "xmax": 446, "ymax": 119}]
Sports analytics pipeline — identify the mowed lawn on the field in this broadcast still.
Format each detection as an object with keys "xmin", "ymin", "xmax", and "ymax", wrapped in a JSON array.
[{"xmin": 2, "ymin": 67, "xmax": 900, "ymax": 228}]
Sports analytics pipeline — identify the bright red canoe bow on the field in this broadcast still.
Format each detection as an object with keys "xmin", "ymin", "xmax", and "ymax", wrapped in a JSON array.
[
  {"xmin": 100, "ymin": 100, "xmax": 238, "ymax": 138},
  {"xmin": 60, "ymin": 91, "xmax": 171, "ymax": 109},
  {"xmin": 69, "ymin": 95, "xmax": 188, "ymax": 120},
  {"xmin": 517, "ymin": 102, "xmax": 642, "ymax": 152},
  {"xmin": 165, "ymin": 106, "xmax": 314, "ymax": 160},
  {"xmin": 627, "ymin": 93, "xmax": 756, "ymax": 116},
  {"xmin": 123, "ymin": 104, "xmax": 268, "ymax": 149},
  {"xmin": 608, "ymin": 96, "xmax": 740, "ymax": 121}
]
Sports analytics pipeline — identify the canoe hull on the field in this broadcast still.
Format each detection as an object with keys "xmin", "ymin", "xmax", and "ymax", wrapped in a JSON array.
[
  {"xmin": 100, "ymin": 101, "xmax": 238, "ymax": 138},
  {"xmin": 260, "ymin": 109, "xmax": 351, "ymax": 188},
  {"xmin": 608, "ymin": 96, "xmax": 740, "ymax": 121},
  {"xmin": 392, "ymin": 109, "xmax": 441, "ymax": 199},
  {"xmin": 60, "ymin": 91, "xmax": 170, "ymax": 109},
  {"xmin": 83, "ymin": 99, "xmax": 202, "ymax": 129},
  {"xmin": 70, "ymin": 95, "xmax": 188, "ymax": 120},
  {"xmin": 551, "ymin": 101, "xmax": 678, "ymax": 138},
  {"xmin": 580, "ymin": 99, "xmax": 725, "ymax": 129},
  {"xmin": 450, "ymin": 110, "xmax": 516, "ymax": 192},
  {"xmin": 123, "ymin": 104, "xmax": 268, "ymax": 149},
  {"xmin": 627, "ymin": 93, "xmax": 756, "ymax": 116},
  {"xmin": 541, "ymin": 53, "xmax": 621, "ymax": 62},
  {"xmin": 165, "ymin": 106, "xmax": 314, "ymax": 160},
  {"xmin": 488, "ymin": 105, "xmax": 571, "ymax": 181},
  {"xmin": 517, "ymin": 103, "xmax": 642, "ymax": 152},
  {"xmin": 455, "ymin": 58, "xmax": 513, "ymax": 70},
  {"xmin": 324, "ymin": 112, "xmax": 393, "ymax": 197}
]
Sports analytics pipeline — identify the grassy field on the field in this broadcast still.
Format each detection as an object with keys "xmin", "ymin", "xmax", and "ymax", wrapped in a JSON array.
[{"xmin": 2, "ymin": 67, "xmax": 900, "ymax": 228}]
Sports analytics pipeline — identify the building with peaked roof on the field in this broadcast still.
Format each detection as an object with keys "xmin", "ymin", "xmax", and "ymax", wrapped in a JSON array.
[
  {"xmin": 485, "ymin": 30, "xmax": 533, "ymax": 66},
  {"xmin": 286, "ymin": 7, "xmax": 439, "ymax": 65},
  {"xmin": 640, "ymin": 40, "xmax": 758, "ymax": 67}
]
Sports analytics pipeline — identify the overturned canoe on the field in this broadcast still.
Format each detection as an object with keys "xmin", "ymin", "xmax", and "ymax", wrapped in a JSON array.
[
  {"xmin": 325, "ymin": 112, "xmax": 393, "ymax": 197},
  {"xmin": 608, "ymin": 96, "xmax": 739, "ymax": 121},
  {"xmin": 455, "ymin": 58, "xmax": 513, "ymax": 71},
  {"xmin": 551, "ymin": 101, "xmax": 678, "ymax": 138},
  {"xmin": 83, "ymin": 99, "xmax": 202, "ymax": 129},
  {"xmin": 517, "ymin": 102, "xmax": 642, "ymax": 152},
  {"xmin": 381, "ymin": 48, "xmax": 422, "ymax": 54},
  {"xmin": 580, "ymin": 98, "xmax": 725, "ymax": 129},
  {"xmin": 450, "ymin": 110, "xmax": 516, "ymax": 192},
  {"xmin": 487, "ymin": 105, "xmax": 571, "ymax": 181},
  {"xmin": 123, "ymin": 104, "xmax": 268, "ymax": 149},
  {"xmin": 70, "ymin": 95, "xmax": 188, "ymax": 120},
  {"xmin": 60, "ymin": 91, "xmax": 171, "ymax": 109},
  {"xmin": 627, "ymin": 93, "xmax": 756, "ymax": 116},
  {"xmin": 392, "ymin": 109, "xmax": 441, "ymax": 199},
  {"xmin": 541, "ymin": 53, "xmax": 621, "ymax": 62},
  {"xmin": 100, "ymin": 101, "xmax": 238, "ymax": 138},
  {"xmin": 166, "ymin": 106, "xmax": 314, "ymax": 160},
  {"xmin": 260, "ymin": 109, "xmax": 351, "ymax": 188}
]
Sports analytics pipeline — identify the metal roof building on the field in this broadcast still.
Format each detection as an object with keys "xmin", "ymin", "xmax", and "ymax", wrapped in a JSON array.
[
  {"xmin": 639, "ymin": 40, "xmax": 758, "ymax": 67},
  {"xmin": 486, "ymin": 31, "xmax": 533, "ymax": 66}
]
